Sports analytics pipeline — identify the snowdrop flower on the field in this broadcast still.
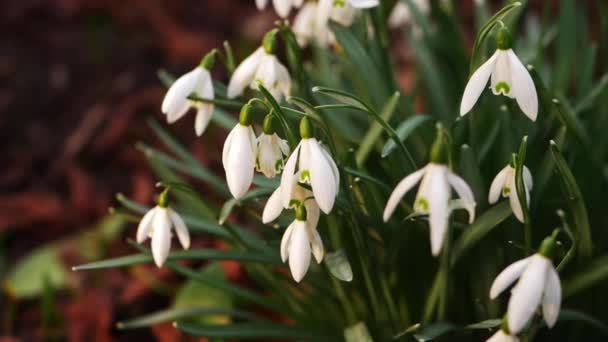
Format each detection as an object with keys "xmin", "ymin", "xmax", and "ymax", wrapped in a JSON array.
[
  {"xmin": 383, "ymin": 130, "xmax": 476, "ymax": 256},
  {"xmin": 281, "ymin": 204, "xmax": 324, "ymax": 282},
  {"xmin": 486, "ymin": 329, "xmax": 518, "ymax": 342},
  {"xmin": 136, "ymin": 189, "xmax": 190, "ymax": 267},
  {"xmin": 490, "ymin": 234, "xmax": 561, "ymax": 334},
  {"xmin": 280, "ymin": 117, "xmax": 340, "ymax": 214},
  {"xmin": 227, "ymin": 30, "xmax": 291, "ymax": 102},
  {"xmin": 460, "ymin": 26, "xmax": 538, "ymax": 121},
  {"xmin": 489, "ymin": 162, "xmax": 533, "ymax": 222},
  {"xmin": 256, "ymin": 115, "xmax": 290, "ymax": 178},
  {"xmin": 255, "ymin": 0, "xmax": 303, "ymax": 18},
  {"xmin": 348, "ymin": 0, "xmax": 378, "ymax": 8},
  {"xmin": 223, "ymin": 105, "xmax": 257, "ymax": 199},
  {"xmin": 293, "ymin": 1, "xmax": 357, "ymax": 47},
  {"xmin": 263, "ymin": 174, "xmax": 320, "ymax": 229},
  {"xmin": 161, "ymin": 50, "xmax": 216, "ymax": 136},
  {"xmin": 388, "ymin": 0, "xmax": 430, "ymax": 29}
]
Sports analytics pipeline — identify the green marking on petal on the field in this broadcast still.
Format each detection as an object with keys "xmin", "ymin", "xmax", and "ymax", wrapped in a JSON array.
[
  {"xmin": 494, "ymin": 82, "xmax": 511, "ymax": 95},
  {"xmin": 415, "ymin": 198, "xmax": 429, "ymax": 212},
  {"xmin": 289, "ymin": 199, "xmax": 301, "ymax": 208},
  {"xmin": 333, "ymin": 0, "xmax": 345, "ymax": 7},
  {"xmin": 275, "ymin": 159, "xmax": 284, "ymax": 172},
  {"xmin": 300, "ymin": 170, "xmax": 311, "ymax": 182},
  {"xmin": 502, "ymin": 187, "xmax": 511, "ymax": 196}
]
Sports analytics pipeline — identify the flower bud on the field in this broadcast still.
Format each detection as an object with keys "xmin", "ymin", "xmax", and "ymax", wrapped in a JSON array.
[
  {"xmin": 263, "ymin": 114, "xmax": 276, "ymax": 134},
  {"xmin": 496, "ymin": 26, "xmax": 512, "ymax": 50},
  {"xmin": 263, "ymin": 29, "xmax": 279, "ymax": 55},
  {"xmin": 239, "ymin": 104, "xmax": 254, "ymax": 126}
]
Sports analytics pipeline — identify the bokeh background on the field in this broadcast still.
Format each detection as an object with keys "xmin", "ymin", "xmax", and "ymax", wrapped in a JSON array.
[{"xmin": 0, "ymin": 0, "xmax": 601, "ymax": 341}]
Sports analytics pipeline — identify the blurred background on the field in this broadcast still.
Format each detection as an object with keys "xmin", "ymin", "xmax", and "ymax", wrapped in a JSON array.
[{"xmin": 0, "ymin": 0, "xmax": 601, "ymax": 341}]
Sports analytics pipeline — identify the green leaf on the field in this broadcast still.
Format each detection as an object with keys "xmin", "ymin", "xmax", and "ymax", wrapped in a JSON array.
[
  {"xmin": 175, "ymin": 321, "xmax": 334, "ymax": 340},
  {"xmin": 396, "ymin": 320, "xmax": 501, "ymax": 341},
  {"xmin": 451, "ymin": 202, "xmax": 512, "ymax": 266},
  {"xmin": 556, "ymin": 309, "xmax": 608, "ymax": 336},
  {"xmin": 553, "ymin": 0, "xmax": 576, "ymax": 92},
  {"xmin": 563, "ymin": 255, "xmax": 608, "ymax": 298},
  {"xmin": 469, "ymin": 2, "xmax": 523, "ymax": 75},
  {"xmin": 574, "ymin": 73, "xmax": 608, "ymax": 114},
  {"xmin": 5, "ymin": 244, "xmax": 68, "ymax": 299},
  {"xmin": 382, "ymin": 115, "xmax": 431, "ymax": 158},
  {"xmin": 325, "ymin": 249, "xmax": 353, "ymax": 282},
  {"xmin": 356, "ymin": 92, "xmax": 400, "ymax": 166},
  {"xmin": 258, "ymin": 85, "xmax": 298, "ymax": 149},
  {"xmin": 549, "ymin": 141, "xmax": 592, "ymax": 258},
  {"xmin": 117, "ymin": 307, "xmax": 260, "ymax": 330},
  {"xmin": 72, "ymin": 249, "xmax": 280, "ymax": 271},
  {"xmin": 218, "ymin": 188, "xmax": 273, "ymax": 225}
]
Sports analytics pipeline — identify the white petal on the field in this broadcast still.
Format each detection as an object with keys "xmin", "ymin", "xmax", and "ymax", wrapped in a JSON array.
[
  {"xmin": 489, "ymin": 166, "xmax": 510, "ymax": 204},
  {"xmin": 288, "ymin": 221, "xmax": 311, "ymax": 282},
  {"xmin": 491, "ymin": 51, "xmax": 513, "ymax": 97},
  {"xmin": 446, "ymin": 171, "xmax": 476, "ymax": 223},
  {"xmin": 222, "ymin": 126, "xmax": 237, "ymax": 170},
  {"xmin": 162, "ymin": 68, "xmax": 201, "ymax": 122},
  {"xmin": 507, "ymin": 175, "xmax": 525, "ymax": 223},
  {"xmin": 486, "ymin": 330, "xmax": 518, "ymax": 342},
  {"xmin": 508, "ymin": 255, "xmax": 550, "ymax": 334},
  {"xmin": 460, "ymin": 51, "xmax": 498, "ymax": 116},
  {"xmin": 195, "ymin": 105, "xmax": 213, "ymax": 136},
  {"xmin": 256, "ymin": 0, "xmax": 268, "ymax": 10},
  {"xmin": 427, "ymin": 166, "xmax": 450, "ymax": 256},
  {"xmin": 319, "ymin": 144, "xmax": 340, "ymax": 193},
  {"xmin": 280, "ymin": 222, "xmax": 295, "ymax": 262},
  {"xmin": 383, "ymin": 167, "xmax": 426, "ymax": 222},
  {"xmin": 490, "ymin": 256, "xmax": 532, "ymax": 299},
  {"xmin": 168, "ymin": 208, "xmax": 190, "ymax": 250},
  {"xmin": 308, "ymin": 225, "xmax": 324, "ymax": 263},
  {"xmin": 227, "ymin": 48, "xmax": 264, "ymax": 98},
  {"xmin": 277, "ymin": 135, "xmax": 290, "ymax": 156},
  {"xmin": 273, "ymin": 0, "xmax": 292, "ymax": 18},
  {"xmin": 262, "ymin": 186, "xmax": 284, "ymax": 224},
  {"xmin": 507, "ymin": 50, "xmax": 538, "ymax": 121},
  {"xmin": 348, "ymin": 0, "xmax": 379, "ymax": 8},
  {"xmin": 542, "ymin": 266, "xmax": 561, "ymax": 328},
  {"xmin": 388, "ymin": 3, "xmax": 410, "ymax": 28},
  {"xmin": 136, "ymin": 208, "xmax": 156, "ymax": 243},
  {"xmin": 151, "ymin": 208, "xmax": 172, "ymax": 267},
  {"xmin": 523, "ymin": 165, "xmax": 533, "ymax": 191},
  {"xmin": 309, "ymin": 139, "xmax": 338, "ymax": 214},
  {"xmin": 304, "ymin": 198, "xmax": 321, "ymax": 230},
  {"xmin": 280, "ymin": 143, "xmax": 301, "ymax": 207},
  {"xmin": 224, "ymin": 125, "xmax": 255, "ymax": 199}
]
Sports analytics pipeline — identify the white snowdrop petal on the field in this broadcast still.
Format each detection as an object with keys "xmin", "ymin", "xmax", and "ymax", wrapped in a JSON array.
[
  {"xmin": 309, "ymin": 140, "xmax": 337, "ymax": 213},
  {"xmin": 308, "ymin": 225, "xmax": 324, "ymax": 263},
  {"xmin": 162, "ymin": 68, "xmax": 201, "ymax": 122},
  {"xmin": 490, "ymin": 256, "xmax": 532, "ymax": 299},
  {"xmin": 168, "ymin": 208, "xmax": 190, "ymax": 250},
  {"xmin": 222, "ymin": 127, "xmax": 237, "ymax": 170},
  {"xmin": 277, "ymin": 135, "xmax": 290, "ymax": 156},
  {"xmin": 227, "ymin": 48, "xmax": 265, "ymax": 98},
  {"xmin": 383, "ymin": 167, "xmax": 426, "ymax": 222},
  {"xmin": 428, "ymin": 167, "xmax": 450, "ymax": 256},
  {"xmin": 508, "ymin": 50, "xmax": 538, "ymax": 121},
  {"xmin": 349, "ymin": 0, "xmax": 379, "ymax": 8},
  {"xmin": 489, "ymin": 166, "xmax": 510, "ymax": 204},
  {"xmin": 262, "ymin": 186, "xmax": 284, "ymax": 224},
  {"xmin": 256, "ymin": 0, "xmax": 268, "ymax": 10},
  {"xmin": 507, "ymin": 255, "xmax": 550, "ymax": 334},
  {"xmin": 288, "ymin": 221, "xmax": 311, "ymax": 282},
  {"xmin": 523, "ymin": 166, "xmax": 533, "ymax": 191},
  {"xmin": 151, "ymin": 209, "xmax": 172, "ymax": 267},
  {"xmin": 136, "ymin": 208, "xmax": 156, "ymax": 243},
  {"xmin": 460, "ymin": 51, "xmax": 499, "ymax": 115},
  {"xmin": 280, "ymin": 222, "xmax": 296, "ymax": 262},
  {"xmin": 195, "ymin": 105, "xmax": 213, "ymax": 137},
  {"xmin": 304, "ymin": 198, "xmax": 321, "ymax": 229},
  {"xmin": 507, "ymin": 175, "xmax": 525, "ymax": 223},
  {"xmin": 273, "ymin": 0, "xmax": 292, "ymax": 18},
  {"xmin": 319, "ymin": 145, "xmax": 340, "ymax": 193},
  {"xmin": 491, "ymin": 51, "xmax": 513, "ymax": 97},
  {"xmin": 542, "ymin": 266, "xmax": 561, "ymax": 328},
  {"xmin": 280, "ymin": 143, "xmax": 301, "ymax": 207},
  {"xmin": 446, "ymin": 171, "xmax": 476, "ymax": 223},
  {"xmin": 225, "ymin": 125, "xmax": 255, "ymax": 199},
  {"xmin": 388, "ymin": 3, "xmax": 410, "ymax": 28},
  {"xmin": 486, "ymin": 330, "xmax": 518, "ymax": 342}
]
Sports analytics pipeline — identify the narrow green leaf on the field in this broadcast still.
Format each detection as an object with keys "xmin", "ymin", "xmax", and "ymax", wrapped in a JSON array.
[
  {"xmin": 175, "ymin": 321, "xmax": 334, "ymax": 340},
  {"xmin": 563, "ymin": 255, "xmax": 608, "ymax": 297},
  {"xmin": 549, "ymin": 141, "xmax": 592, "ymax": 258},
  {"xmin": 258, "ymin": 85, "xmax": 298, "ymax": 149},
  {"xmin": 218, "ymin": 188, "xmax": 273, "ymax": 225},
  {"xmin": 451, "ymin": 202, "xmax": 512, "ymax": 266},
  {"xmin": 356, "ymin": 92, "xmax": 400, "ymax": 166},
  {"xmin": 574, "ymin": 73, "xmax": 608, "ymax": 115},
  {"xmin": 117, "ymin": 307, "xmax": 260, "ymax": 330},
  {"xmin": 73, "ymin": 249, "xmax": 280, "ymax": 271},
  {"xmin": 382, "ymin": 115, "xmax": 431, "ymax": 158},
  {"xmin": 556, "ymin": 309, "xmax": 608, "ymax": 336}
]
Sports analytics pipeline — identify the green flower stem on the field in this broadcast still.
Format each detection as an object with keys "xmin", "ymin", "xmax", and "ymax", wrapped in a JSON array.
[{"xmin": 438, "ymin": 224, "xmax": 452, "ymax": 321}]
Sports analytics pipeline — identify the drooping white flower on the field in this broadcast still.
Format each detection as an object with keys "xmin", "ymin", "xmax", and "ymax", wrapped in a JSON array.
[
  {"xmin": 460, "ymin": 27, "xmax": 538, "ymax": 121},
  {"xmin": 280, "ymin": 205, "xmax": 324, "ymax": 282},
  {"xmin": 222, "ymin": 105, "xmax": 257, "ymax": 199},
  {"xmin": 293, "ymin": 0, "xmax": 357, "ymax": 47},
  {"xmin": 161, "ymin": 52, "xmax": 216, "ymax": 136},
  {"xmin": 388, "ymin": 0, "xmax": 430, "ymax": 29},
  {"xmin": 486, "ymin": 330, "xmax": 519, "ymax": 342},
  {"xmin": 383, "ymin": 163, "xmax": 476, "ymax": 256},
  {"xmin": 136, "ymin": 202, "xmax": 190, "ymax": 268},
  {"xmin": 263, "ymin": 176, "xmax": 320, "ymax": 229},
  {"xmin": 490, "ymin": 237, "xmax": 561, "ymax": 334},
  {"xmin": 255, "ymin": 0, "xmax": 303, "ymax": 18},
  {"xmin": 489, "ymin": 164, "xmax": 533, "ymax": 222},
  {"xmin": 227, "ymin": 31, "xmax": 291, "ymax": 102},
  {"xmin": 257, "ymin": 133, "xmax": 290, "ymax": 178},
  {"xmin": 280, "ymin": 117, "xmax": 340, "ymax": 214}
]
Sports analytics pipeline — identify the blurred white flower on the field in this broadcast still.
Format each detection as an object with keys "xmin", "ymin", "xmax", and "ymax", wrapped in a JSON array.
[
  {"xmin": 280, "ymin": 118, "xmax": 339, "ymax": 214},
  {"xmin": 489, "ymin": 164, "xmax": 533, "ymax": 222},
  {"xmin": 383, "ymin": 163, "xmax": 476, "ymax": 256},
  {"xmin": 348, "ymin": 0, "xmax": 378, "ymax": 8},
  {"xmin": 293, "ymin": 0, "xmax": 357, "ymax": 47},
  {"xmin": 256, "ymin": 133, "xmax": 290, "ymax": 178},
  {"xmin": 161, "ymin": 65, "xmax": 214, "ymax": 136},
  {"xmin": 490, "ymin": 248, "xmax": 561, "ymax": 334},
  {"xmin": 136, "ymin": 204, "xmax": 190, "ymax": 267},
  {"xmin": 388, "ymin": 0, "xmax": 430, "ymax": 29},
  {"xmin": 227, "ymin": 47, "xmax": 291, "ymax": 102},
  {"xmin": 222, "ymin": 106, "xmax": 257, "ymax": 199},
  {"xmin": 460, "ymin": 27, "xmax": 538, "ymax": 121},
  {"xmin": 255, "ymin": 0, "xmax": 303, "ymax": 18},
  {"xmin": 281, "ymin": 205, "xmax": 324, "ymax": 282},
  {"xmin": 486, "ymin": 330, "xmax": 519, "ymax": 342}
]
